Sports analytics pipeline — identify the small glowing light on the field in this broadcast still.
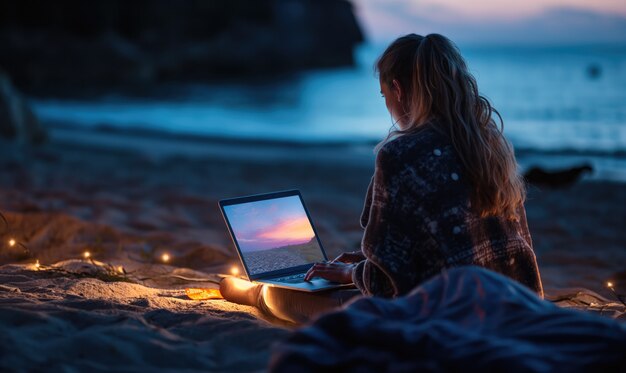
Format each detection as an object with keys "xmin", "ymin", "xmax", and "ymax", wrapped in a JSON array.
[
  {"xmin": 83, "ymin": 251, "xmax": 91, "ymax": 259},
  {"xmin": 8, "ymin": 239, "xmax": 16, "ymax": 247},
  {"xmin": 231, "ymin": 266, "xmax": 240, "ymax": 276},
  {"xmin": 607, "ymin": 281, "xmax": 614, "ymax": 288},
  {"xmin": 117, "ymin": 266, "xmax": 124, "ymax": 273},
  {"xmin": 35, "ymin": 260, "xmax": 40, "ymax": 269},
  {"xmin": 161, "ymin": 253, "xmax": 170, "ymax": 263}
]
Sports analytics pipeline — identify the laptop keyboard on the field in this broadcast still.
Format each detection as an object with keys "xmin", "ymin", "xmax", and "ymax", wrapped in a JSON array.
[{"xmin": 274, "ymin": 273, "xmax": 307, "ymax": 283}]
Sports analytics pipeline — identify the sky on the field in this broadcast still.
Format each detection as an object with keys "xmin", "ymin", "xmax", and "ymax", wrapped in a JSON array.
[
  {"xmin": 353, "ymin": 0, "xmax": 626, "ymax": 44},
  {"xmin": 224, "ymin": 196, "xmax": 316, "ymax": 252}
]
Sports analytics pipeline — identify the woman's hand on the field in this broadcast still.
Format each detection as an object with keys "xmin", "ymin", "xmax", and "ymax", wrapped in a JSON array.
[
  {"xmin": 331, "ymin": 251, "xmax": 366, "ymax": 264},
  {"xmin": 304, "ymin": 262, "xmax": 355, "ymax": 284}
]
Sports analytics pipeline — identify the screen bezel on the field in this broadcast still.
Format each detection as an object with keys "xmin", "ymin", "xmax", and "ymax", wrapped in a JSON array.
[{"xmin": 219, "ymin": 189, "xmax": 328, "ymax": 281}]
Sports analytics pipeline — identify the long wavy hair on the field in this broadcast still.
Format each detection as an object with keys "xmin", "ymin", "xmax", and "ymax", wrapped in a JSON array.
[{"xmin": 376, "ymin": 33, "xmax": 525, "ymax": 220}]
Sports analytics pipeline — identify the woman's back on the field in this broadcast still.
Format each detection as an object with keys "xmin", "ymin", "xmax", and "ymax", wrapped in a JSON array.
[{"xmin": 357, "ymin": 123, "xmax": 543, "ymax": 297}]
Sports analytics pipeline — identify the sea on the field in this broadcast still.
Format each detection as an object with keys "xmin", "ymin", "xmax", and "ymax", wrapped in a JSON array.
[{"xmin": 32, "ymin": 44, "xmax": 626, "ymax": 181}]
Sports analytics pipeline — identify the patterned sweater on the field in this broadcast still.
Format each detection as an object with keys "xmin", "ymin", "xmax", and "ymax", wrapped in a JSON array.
[{"xmin": 352, "ymin": 124, "xmax": 543, "ymax": 298}]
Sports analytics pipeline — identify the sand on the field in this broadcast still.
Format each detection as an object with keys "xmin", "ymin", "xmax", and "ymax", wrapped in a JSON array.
[
  {"xmin": 0, "ymin": 262, "xmax": 290, "ymax": 371},
  {"xmin": 0, "ymin": 124, "xmax": 624, "ymax": 371}
]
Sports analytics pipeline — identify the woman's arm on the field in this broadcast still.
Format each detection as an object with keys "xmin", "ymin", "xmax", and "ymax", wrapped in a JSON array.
[
  {"xmin": 304, "ymin": 147, "xmax": 407, "ymax": 293},
  {"xmin": 353, "ymin": 146, "xmax": 418, "ymax": 297},
  {"xmin": 331, "ymin": 251, "xmax": 366, "ymax": 264},
  {"xmin": 304, "ymin": 261, "xmax": 355, "ymax": 283},
  {"xmin": 352, "ymin": 258, "xmax": 396, "ymax": 297},
  {"xmin": 306, "ymin": 144, "xmax": 432, "ymax": 294}
]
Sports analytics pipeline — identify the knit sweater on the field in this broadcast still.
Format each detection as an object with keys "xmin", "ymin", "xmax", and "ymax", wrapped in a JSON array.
[{"xmin": 352, "ymin": 124, "xmax": 543, "ymax": 298}]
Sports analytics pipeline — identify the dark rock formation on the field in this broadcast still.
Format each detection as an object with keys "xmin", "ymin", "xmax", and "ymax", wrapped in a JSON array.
[
  {"xmin": 0, "ymin": 70, "xmax": 47, "ymax": 144},
  {"xmin": 0, "ymin": 0, "xmax": 363, "ymax": 95},
  {"xmin": 524, "ymin": 164, "xmax": 593, "ymax": 188}
]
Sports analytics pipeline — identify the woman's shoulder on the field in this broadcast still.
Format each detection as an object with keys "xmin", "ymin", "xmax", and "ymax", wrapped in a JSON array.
[
  {"xmin": 378, "ymin": 123, "xmax": 452, "ymax": 162},
  {"xmin": 376, "ymin": 123, "xmax": 465, "ymax": 189}
]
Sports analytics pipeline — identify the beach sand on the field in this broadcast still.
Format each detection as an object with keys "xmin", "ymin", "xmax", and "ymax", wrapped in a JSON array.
[{"xmin": 0, "ymin": 124, "xmax": 624, "ymax": 371}]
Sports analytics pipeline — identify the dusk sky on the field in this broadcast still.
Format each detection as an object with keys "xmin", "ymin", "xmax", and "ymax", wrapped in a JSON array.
[
  {"xmin": 224, "ymin": 196, "xmax": 316, "ymax": 252},
  {"xmin": 354, "ymin": 0, "xmax": 626, "ymax": 44}
]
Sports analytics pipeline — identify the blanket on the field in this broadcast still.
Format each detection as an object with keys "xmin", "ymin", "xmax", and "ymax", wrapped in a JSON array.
[{"xmin": 270, "ymin": 266, "xmax": 626, "ymax": 372}]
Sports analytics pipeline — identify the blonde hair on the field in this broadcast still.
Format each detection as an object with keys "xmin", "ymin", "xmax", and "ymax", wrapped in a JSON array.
[{"xmin": 376, "ymin": 33, "xmax": 525, "ymax": 219}]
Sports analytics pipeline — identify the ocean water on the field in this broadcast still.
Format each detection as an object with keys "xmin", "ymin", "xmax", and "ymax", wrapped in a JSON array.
[{"xmin": 32, "ymin": 44, "xmax": 626, "ymax": 177}]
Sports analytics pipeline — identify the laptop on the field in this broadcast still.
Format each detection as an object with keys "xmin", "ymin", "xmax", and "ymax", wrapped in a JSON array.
[{"xmin": 219, "ymin": 190, "xmax": 354, "ymax": 292}]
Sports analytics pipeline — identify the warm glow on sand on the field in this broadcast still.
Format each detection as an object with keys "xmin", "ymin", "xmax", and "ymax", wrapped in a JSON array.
[
  {"xmin": 258, "ymin": 216, "xmax": 314, "ymax": 243},
  {"xmin": 161, "ymin": 253, "xmax": 170, "ymax": 263},
  {"xmin": 185, "ymin": 288, "xmax": 223, "ymax": 300},
  {"xmin": 35, "ymin": 260, "xmax": 40, "ymax": 269},
  {"xmin": 83, "ymin": 251, "xmax": 91, "ymax": 259},
  {"xmin": 8, "ymin": 238, "xmax": 16, "ymax": 247},
  {"xmin": 231, "ymin": 266, "xmax": 240, "ymax": 276}
]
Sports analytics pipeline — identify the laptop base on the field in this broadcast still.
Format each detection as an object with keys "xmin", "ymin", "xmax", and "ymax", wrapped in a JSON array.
[{"xmin": 257, "ymin": 278, "xmax": 355, "ymax": 292}]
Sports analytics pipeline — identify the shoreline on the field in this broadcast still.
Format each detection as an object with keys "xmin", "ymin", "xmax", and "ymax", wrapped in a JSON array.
[
  {"xmin": 45, "ymin": 120, "xmax": 626, "ymax": 156},
  {"xmin": 44, "ymin": 121, "xmax": 626, "ymax": 183},
  {"xmin": 45, "ymin": 122, "xmax": 378, "ymax": 167}
]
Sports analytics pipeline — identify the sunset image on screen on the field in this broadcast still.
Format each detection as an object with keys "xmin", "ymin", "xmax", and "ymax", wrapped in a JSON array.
[
  {"xmin": 258, "ymin": 215, "xmax": 314, "ymax": 244},
  {"xmin": 224, "ymin": 195, "xmax": 324, "ymax": 275}
]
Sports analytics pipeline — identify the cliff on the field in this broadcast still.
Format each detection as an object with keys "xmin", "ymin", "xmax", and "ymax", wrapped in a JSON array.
[{"xmin": 0, "ymin": 0, "xmax": 363, "ymax": 95}]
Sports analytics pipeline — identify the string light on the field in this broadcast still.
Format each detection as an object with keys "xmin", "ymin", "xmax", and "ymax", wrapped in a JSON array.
[
  {"xmin": 6, "ymin": 237, "xmax": 29, "ymax": 255},
  {"xmin": 161, "ymin": 253, "xmax": 170, "ymax": 263},
  {"xmin": 0, "ymin": 210, "xmax": 220, "ymax": 291},
  {"xmin": 231, "ymin": 266, "xmax": 239, "ymax": 276},
  {"xmin": 1, "ymin": 210, "xmax": 145, "ymax": 284},
  {"xmin": 606, "ymin": 280, "xmax": 626, "ymax": 307},
  {"xmin": 2, "ymin": 213, "xmax": 30, "ymax": 257}
]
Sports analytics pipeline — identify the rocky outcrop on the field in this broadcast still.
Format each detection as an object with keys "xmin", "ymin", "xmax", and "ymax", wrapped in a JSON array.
[
  {"xmin": 0, "ymin": 0, "xmax": 363, "ymax": 95},
  {"xmin": 524, "ymin": 164, "xmax": 593, "ymax": 188},
  {"xmin": 0, "ymin": 71, "xmax": 46, "ymax": 144}
]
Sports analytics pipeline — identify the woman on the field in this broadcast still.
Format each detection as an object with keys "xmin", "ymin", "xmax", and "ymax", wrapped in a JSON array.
[
  {"xmin": 304, "ymin": 33, "xmax": 542, "ymax": 297},
  {"xmin": 221, "ymin": 33, "xmax": 543, "ymax": 322}
]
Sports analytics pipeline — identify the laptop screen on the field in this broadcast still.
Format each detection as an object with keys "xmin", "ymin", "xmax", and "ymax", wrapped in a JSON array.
[{"xmin": 222, "ymin": 194, "xmax": 325, "ymax": 276}]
